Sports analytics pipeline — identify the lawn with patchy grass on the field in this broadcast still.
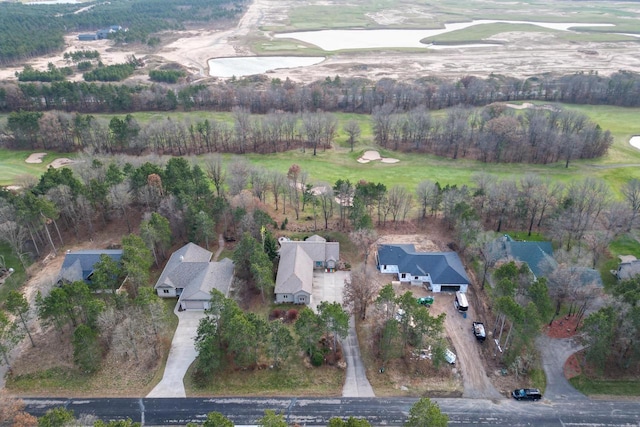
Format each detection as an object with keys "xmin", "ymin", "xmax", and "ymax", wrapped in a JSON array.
[
  {"xmin": 185, "ymin": 360, "xmax": 344, "ymax": 397},
  {"xmin": 570, "ymin": 375, "xmax": 640, "ymax": 396}
]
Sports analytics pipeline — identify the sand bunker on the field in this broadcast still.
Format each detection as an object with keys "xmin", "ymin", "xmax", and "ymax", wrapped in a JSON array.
[
  {"xmin": 630, "ymin": 136, "xmax": 640, "ymax": 150},
  {"xmin": 25, "ymin": 153, "xmax": 47, "ymax": 163},
  {"xmin": 357, "ymin": 150, "xmax": 399, "ymax": 164},
  {"xmin": 49, "ymin": 158, "xmax": 77, "ymax": 169}
]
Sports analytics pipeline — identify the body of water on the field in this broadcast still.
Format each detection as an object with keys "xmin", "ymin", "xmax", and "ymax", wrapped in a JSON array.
[
  {"xmin": 274, "ymin": 20, "xmax": 615, "ymax": 51},
  {"xmin": 630, "ymin": 136, "xmax": 640, "ymax": 150},
  {"xmin": 208, "ymin": 56, "xmax": 325, "ymax": 78}
]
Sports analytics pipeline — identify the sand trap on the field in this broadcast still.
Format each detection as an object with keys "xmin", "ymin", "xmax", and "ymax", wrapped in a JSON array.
[
  {"xmin": 361, "ymin": 150, "xmax": 382, "ymax": 161},
  {"xmin": 357, "ymin": 150, "xmax": 400, "ymax": 164},
  {"xmin": 49, "ymin": 158, "xmax": 76, "ymax": 169},
  {"xmin": 630, "ymin": 136, "xmax": 640, "ymax": 150},
  {"xmin": 25, "ymin": 153, "xmax": 47, "ymax": 163}
]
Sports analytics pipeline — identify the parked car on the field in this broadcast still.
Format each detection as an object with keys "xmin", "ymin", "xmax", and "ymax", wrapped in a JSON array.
[
  {"xmin": 417, "ymin": 296, "xmax": 434, "ymax": 307},
  {"xmin": 444, "ymin": 348, "xmax": 457, "ymax": 365},
  {"xmin": 512, "ymin": 388, "xmax": 542, "ymax": 401},
  {"xmin": 472, "ymin": 321, "xmax": 486, "ymax": 342}
]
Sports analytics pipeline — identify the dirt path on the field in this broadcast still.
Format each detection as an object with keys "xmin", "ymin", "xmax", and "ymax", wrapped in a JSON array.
[{"xmin": 429, "ymin": 291, "xmax": 503, "ymax": 399}]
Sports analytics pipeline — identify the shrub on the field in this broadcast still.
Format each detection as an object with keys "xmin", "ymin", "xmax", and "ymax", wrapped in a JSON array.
[
  {"xmin": 286, "ymin": 309, "xmax": 299, "ymax": 322},
  {"xmin": 310, "ymin": 351, "xmax": 324, "ymax": 367}
]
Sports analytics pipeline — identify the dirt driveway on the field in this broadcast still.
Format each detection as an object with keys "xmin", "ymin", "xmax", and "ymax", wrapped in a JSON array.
[{"xmin": 377, "ymin": 229, "xmax": 502, "ymax": 399}]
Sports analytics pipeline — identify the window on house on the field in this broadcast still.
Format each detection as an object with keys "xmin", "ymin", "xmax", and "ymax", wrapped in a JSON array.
[
  {"xmin": 401, "ymin": 273, "xmax": 406, "ymax": 279},
  {"xmin": 284, "ymin": 295, "xmax": 288, "ymax": 299},
  {"xmin": 163, "ymin": 289, "xmax": 169, "ymax": 294},
  {"xmin": 414, "ymin": 276, "xmax": 419, "ymax": 280}
]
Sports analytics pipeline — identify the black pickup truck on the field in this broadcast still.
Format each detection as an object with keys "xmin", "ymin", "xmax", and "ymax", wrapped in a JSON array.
[{"xmin": 472, "ymin": 321, "xmax": 486, "ymax": 342}]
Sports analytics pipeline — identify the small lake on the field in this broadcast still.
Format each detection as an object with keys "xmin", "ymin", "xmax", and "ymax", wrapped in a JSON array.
[
  {"xmin": 274, "ymin": 20, "xmax": 615, "ymax": 51},
  {"xmin": 208, "ymin": 56, "xmax": 325, "ymax": 78},
  {"xmin": 630, "ymin": 136, "xmax": 640, "ymax": 150}
]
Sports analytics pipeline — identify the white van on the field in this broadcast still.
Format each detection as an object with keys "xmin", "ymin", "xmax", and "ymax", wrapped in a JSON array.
[{"xmin": 454, "ymin": 291, "xmax": 468, "ymax": 312}]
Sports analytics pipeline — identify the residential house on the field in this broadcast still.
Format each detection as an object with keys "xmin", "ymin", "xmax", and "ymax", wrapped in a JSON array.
[
  {"xmin": 274, "ymin": 235, "xmax": 339, "ymax": 304},
  {"xmin": 154, "ymin": 242, "xmax": 234, "ymax": 310},
  {"xmin": 613, "ymin": 255, "xmax": 640, "ymax": 281},
  {"xmin": 376, "ymin": 244, "xmax": 470, "ymax": 293},
  {"xmin": 57, "ymin": 249, "xmax": 123, "ymax": 286},
  {"xmin": 488, "ymin": 234, "xmax": 603, "ymax": 287}
]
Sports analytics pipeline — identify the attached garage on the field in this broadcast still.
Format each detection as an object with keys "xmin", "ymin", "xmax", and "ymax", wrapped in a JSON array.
[{"xmin": 440, "ymin": 285, "xmax": 463, "ymax": 293}]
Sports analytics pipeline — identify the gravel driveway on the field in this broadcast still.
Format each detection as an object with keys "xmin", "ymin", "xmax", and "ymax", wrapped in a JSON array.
[{"xmin": 426, "ymin": 289, "xmax": 503, "ymax": 399}]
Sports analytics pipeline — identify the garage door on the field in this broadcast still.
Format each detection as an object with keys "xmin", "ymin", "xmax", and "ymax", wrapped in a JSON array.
[{"xmin": 440, "ymin": 285, "xmax": 461, "ymax": 292}]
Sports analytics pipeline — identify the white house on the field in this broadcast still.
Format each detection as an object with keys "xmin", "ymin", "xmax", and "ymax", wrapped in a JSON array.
[{"xmin": 376, "ymin": 244, "xmax": 470, "ymax": 293}]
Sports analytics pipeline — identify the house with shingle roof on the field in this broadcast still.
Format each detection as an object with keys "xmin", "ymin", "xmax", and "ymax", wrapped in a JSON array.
[
  {"xmin": 613, "ymin": 255, "xmax": 640, "ymax": 281},
  {"xmin": 154, "ymin": 242, "xmax": 234, "ymax": 310},
  {"xmin": 488, "ymin": 235, "xmax": 556, "ymax": 279},
  {"xmin": 58, "ymin": 249, "xmax": 123, "ymax": 286},
  {"xmin": 274, "ymin": 235, "xmax": 339, "ymax": 305},
  {"xmin": 376, "ymin": 244, "xmax": 470, "ymax": 293}
]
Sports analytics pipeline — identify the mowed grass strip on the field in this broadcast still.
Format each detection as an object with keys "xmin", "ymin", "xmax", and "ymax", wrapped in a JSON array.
[{"xmin": 570, "ymin": 375, "xmax": 640, "ymax": 396}]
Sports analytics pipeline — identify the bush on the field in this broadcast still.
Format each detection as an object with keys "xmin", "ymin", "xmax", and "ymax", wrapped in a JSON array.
[
  {"xmin": 270, "ymin": 309, "xmax": 284, "ymax": 320},
  {"xmin": 310, "ymin": 351, "xmax": 324, "ymax": 367},
  {"xmin": 286, "ymin": 309, "xmax": 299, "ymax": 322}
]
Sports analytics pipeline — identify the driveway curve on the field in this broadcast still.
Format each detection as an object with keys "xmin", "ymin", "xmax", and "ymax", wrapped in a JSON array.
[
  {"xmin": 147, "ymin": 308, "xmax": 204, "ymax": 398},
  {"xmin": 536, "ymin": 334, "xmax": 587, "ymax": 402}
]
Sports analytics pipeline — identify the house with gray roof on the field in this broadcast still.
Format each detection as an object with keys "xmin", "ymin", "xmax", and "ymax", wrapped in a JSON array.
[
  {"xmin": 274, "ymin": 235, "xmax": 339, "ymax": 305},
  {"xmin": 58, "ymin": 249, "xmax": 123, "ymax": 286},
  {"xmin": 488, "ymin": 235, "xmax": 556, "ymax": 279},
  {"xmin": 613, "ymin": 255, "xmax": 640, "ymax": 281},
  {"xmin": 154, "ymin": 242, "xmax": 234, "ymax": 310},
  {"xmin": 376, "ymin": 244, "xmax": 470, "ymax": 293}
]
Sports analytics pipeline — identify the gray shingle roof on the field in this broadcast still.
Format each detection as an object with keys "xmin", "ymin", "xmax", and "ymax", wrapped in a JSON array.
[
  {"xmin": 377, "ymin": 244, "xmax": 470, "ymax": 285},
  {"xmin": 275, "ymin": 244, "xmax": 313, "ymax": 295},
  {"xmin": 154, "ymin": 243, "xmax": 212, "ymax": 290},
  {"xmin": 58, "ymin": 250, "xmax": 123, "ymax": 283},
  {"xmin": 179, "ymin": 258, "xmax": 235, "ymax": 301}
]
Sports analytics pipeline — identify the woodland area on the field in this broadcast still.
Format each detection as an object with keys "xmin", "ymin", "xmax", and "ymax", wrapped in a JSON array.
[
  {"xmin": 2, "ymin": 150, "xmax": 640, "ymax": 377},
  {"xmin": 1, "ymin": 102, "xmax": 613, "ymax": 166},
  {"xmin": 2, "ymin": 71, "xmax": 640, "ymax": 115},
  {"xmin": 0, "ymin": 0, "xmax": 248, "ymax": 66}
]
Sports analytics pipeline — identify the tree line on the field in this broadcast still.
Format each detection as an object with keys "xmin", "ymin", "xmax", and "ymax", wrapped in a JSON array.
[
  {"xmin": 2, "ymin": 70, "xmax": 640, "ymax": 116},
  {"xmin": 0, "ymin": 0, "xmax": 248, "ymax": 65},
  {"xmin": 1, "ymin": 105, "xmax": 612, "ymax": 166}
]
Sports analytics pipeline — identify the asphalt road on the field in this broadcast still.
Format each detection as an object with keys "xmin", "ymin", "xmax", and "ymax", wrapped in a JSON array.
[{"xmin": 23, "ymin": 396, "xmax": 640, "ymax": 426}]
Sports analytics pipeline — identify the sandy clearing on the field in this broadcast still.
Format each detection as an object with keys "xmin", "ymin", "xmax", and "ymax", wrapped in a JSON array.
[
  {"xmin": 25, "ymin": 153, "xmax": 47, "ymax": 163},
  {"xmin": 630, "ymin": 136, "xmax": 640, "ymax": 150},
  {"xmin": 358, "ymin": 150, "xmax": 400, "ymax": 164},
  {"xmin": 49, "ymin": 158, "xmax": 77, "ymax": 169}
]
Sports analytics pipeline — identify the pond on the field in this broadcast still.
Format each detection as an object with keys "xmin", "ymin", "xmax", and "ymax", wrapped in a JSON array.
[
  {"xmin": 274, "ymin": 20, "xmax": 615, "ymax": 51},
  {"xmin": 208, "ymin": 56, "xmax": 325, "ymax": 78},
  {"xmin": 630, "ymin": 136, "xmax": 640, "ymax": 150}
]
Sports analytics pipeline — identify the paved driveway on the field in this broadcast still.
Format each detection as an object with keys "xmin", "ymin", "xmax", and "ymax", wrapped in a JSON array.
[
  {"xmin": 147, "ymin": 307, "xmax": 205, "ymax": 398},
  {"xmin": 310, "ymin": 270, "xmax": 375, "ymax": 397},
  {"xmin": 536, "ymin": 334, "xmax": 587, "ymax": 401},
  {"xmin": 311, "ymin": 270, "xmax": 347, "ymax": 311}
]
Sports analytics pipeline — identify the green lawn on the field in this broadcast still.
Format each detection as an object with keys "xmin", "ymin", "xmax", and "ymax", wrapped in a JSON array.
[
  {"xmin": 570, "ymin": 375, "xmax": 640, "ymax": 396},
  {"xmin": 0, "ymin": 149, "xmax": 66, "ymax": 187}
]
